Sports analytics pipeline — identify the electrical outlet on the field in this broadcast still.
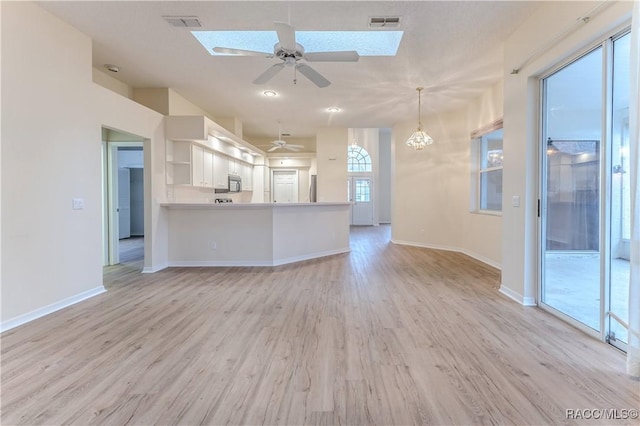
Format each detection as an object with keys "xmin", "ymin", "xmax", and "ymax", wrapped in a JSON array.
[
  {"xmin": 210, "ymin": 241, "xmax": 217, "ymax": 250},
  {"xmin": 512, "ymin": 196, "xmax": 520, "ymax": 207}
]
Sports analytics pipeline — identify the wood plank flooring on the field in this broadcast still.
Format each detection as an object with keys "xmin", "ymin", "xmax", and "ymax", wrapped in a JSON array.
[{"xmin": 1, "ymin": 225, "xmax": 638, "ymax": 425}]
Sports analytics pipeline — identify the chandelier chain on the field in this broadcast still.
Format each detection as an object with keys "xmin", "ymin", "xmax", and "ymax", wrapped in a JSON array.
[{"xmin": 417, "ymin": 87, "xmax": 423, "ymax": 129}]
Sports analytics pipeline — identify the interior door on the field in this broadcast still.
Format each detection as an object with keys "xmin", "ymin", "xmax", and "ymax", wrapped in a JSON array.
[
  {"xmin": 273, "ymin": 170, "xmax": 298, "ymax": 203},
  {"xmin": 118, "ymin": 168, "xmax": 131, "ymax": 239},
  {"xmin": 129, "ymin": 167, "xmax": 144, "ymax": 236},
  {"xmin": 348, "ymin": 176, "xmax": 373, "ymax": 225}
]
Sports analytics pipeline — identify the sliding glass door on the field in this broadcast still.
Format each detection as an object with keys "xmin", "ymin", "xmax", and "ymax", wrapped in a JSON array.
[
  {"xmin": 541, "ymin": 47, "xmax": 603, "ymax": 332},
  {"xmin": 540, "ymin": 31, "xmax": 630, "ymax": 349}
]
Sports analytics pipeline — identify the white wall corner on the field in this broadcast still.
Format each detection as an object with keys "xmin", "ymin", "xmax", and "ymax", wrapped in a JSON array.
[
  {"xmin": 459, "ymin": 249, "xmax": 502, "ymax": 271},
  {"xmin": 1, "ymin": 286, "xmax": 106, "ymax": 333},
  {"xmin": 499, "ymin": 285, "xmax": 537, "ymax": 306},
  {"xmin": 142, "ymin": 263, "xmax": 169, "ymax": 273}
]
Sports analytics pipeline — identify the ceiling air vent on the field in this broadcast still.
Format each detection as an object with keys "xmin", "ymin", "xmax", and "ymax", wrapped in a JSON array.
[
  {"xmin": 163, "ymin": 16, "xmax": 202, "ymax": 28},
  {"xmin": 369, "ymin": 16, "xmax": 401, "ymax": 28},
  {"xmin": 281, "ymin": 133, "xmax": 291, "ymax": 137}
]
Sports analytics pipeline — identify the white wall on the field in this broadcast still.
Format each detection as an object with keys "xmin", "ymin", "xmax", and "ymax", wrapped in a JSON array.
[
  {"xmin": 2, "ymin": 1, "xmax": 103, "ymax": 324},
  {"xmin": 392, "ymin": 108, "xmax": 467, "ymax": 251},
  {"xmin": 1, "ymin": 1, "xmax": 168, "ymax": 328},
  {"xmin": 392, "ymin": 82, "xmax": 504, "ymax": 268},
  {"xmin": 316, "ymin": 127, "xmax": 348, "ymax": 202},
  {"xmin": 168, "ymin": 89, "xmax": 215, "ymax": 119},
  {"xmin": 501, "ymin": 0, "xmax": 633, "ymax": 305},
  {"xmin": 378, "ymin": 129, "xmax": 392, "ymax": 223},
  {"xmin": 93, "ymin": 67, "xmax": 132, "ymax": 99}
]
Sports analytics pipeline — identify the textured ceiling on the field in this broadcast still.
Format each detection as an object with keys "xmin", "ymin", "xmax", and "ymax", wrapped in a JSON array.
[{"xmin": 37, "ymin": 1, "xmax": 542, "ymax": 143}]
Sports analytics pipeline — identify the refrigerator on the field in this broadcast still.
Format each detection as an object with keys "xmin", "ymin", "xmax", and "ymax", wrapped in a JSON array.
[{"xmin": 309, "ymin": 175, "xmax": 317, "ymax": 202}]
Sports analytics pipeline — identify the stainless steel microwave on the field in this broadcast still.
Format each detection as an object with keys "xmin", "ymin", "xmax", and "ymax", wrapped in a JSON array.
[{"xmin": 228, "ymin": 174, "xmax": 241, "ymax": 193}]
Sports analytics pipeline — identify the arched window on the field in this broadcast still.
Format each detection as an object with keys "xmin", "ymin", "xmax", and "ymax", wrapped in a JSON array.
[{"xmin": 347, "ymin": 145, "xmax": 372, "ymax": 172}]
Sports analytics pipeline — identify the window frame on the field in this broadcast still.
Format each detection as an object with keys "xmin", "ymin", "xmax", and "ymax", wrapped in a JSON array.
[
  {"xmin": 347, "ymin": 144, "xmax": 372, "ymax": 173},
  {"xmin": 470, "ymin": 119, "xmax": 504, "ymax": 215}
]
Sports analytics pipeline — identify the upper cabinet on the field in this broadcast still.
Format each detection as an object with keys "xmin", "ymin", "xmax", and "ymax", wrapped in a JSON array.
[
  {"xmin": 240, "ymin": 162, "xmax": 253, "ymax": 191},
  {"xmin": 165, "ymin": 116, "xmax": 264, "ymax": 192},
  {"xmin": 213, "ymin": 153, "xmax": 229, "ymax": 189},
  {"xmin": 165, "ymin": 141, "xmax": 214, "ymax": 188}
]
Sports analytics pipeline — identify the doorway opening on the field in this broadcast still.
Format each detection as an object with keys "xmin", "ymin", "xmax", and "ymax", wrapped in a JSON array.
[{"xmin": 102, "ymin": 128, "xmax": 146, "ymax": 269}]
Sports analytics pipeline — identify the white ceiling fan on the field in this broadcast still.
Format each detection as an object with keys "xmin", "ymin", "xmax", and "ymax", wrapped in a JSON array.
[
  {"xmin": 212, "ymin": 22, "xmax": 359, "ymax": 88},
  {"xmin": 260, "ymin": 123, "xmax": 304, "ymax": 152}
]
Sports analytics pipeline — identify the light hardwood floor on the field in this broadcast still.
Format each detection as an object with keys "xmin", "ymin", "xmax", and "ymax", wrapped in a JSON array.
[{"xmin": 1, "ymin": 226, "xmax": 638, "ymax": 425}]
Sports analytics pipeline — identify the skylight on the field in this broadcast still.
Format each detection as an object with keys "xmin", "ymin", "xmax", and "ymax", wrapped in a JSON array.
[{"xmin": 192, "ymin": 30, "xmax": 403, "ymax": 56}]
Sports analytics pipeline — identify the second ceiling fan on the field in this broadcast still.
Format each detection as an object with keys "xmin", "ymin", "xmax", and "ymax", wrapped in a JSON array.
[
  {"xmin": 213, "ymin": 22, "xmax": 359, "ymax": 88},
  {"xmin": 260, "ymin": 122, "xmax": 304, "ymax": 152}
]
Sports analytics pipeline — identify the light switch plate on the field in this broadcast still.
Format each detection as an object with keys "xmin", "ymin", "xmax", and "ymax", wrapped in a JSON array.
[
  {"xmin": 72, "ymin": 198, "xmax": 85, "ymax": 210},
  {"xmin": 512, "ymin": 196, "xmax": 520, "ymax": 207}
]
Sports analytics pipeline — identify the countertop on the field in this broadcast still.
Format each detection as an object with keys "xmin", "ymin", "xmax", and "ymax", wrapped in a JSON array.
[{"xmin": 160, "ymin": 202, "xmax": 352, "ymax": 209}]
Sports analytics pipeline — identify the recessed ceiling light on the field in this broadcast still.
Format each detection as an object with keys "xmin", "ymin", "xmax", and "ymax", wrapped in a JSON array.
[
  {"xmin": 104, "ymin": 64, "xmax": 119, "ymax": 73},
  {"xmin": 327, "ymin": 107, "xmax": 341, "ymax": 113},
  {"xmin": 263, "ymin": 90, "xmax": 277, "ymax": 97}
]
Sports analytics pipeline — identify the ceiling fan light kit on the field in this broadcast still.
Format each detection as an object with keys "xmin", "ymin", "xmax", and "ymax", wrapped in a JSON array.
[
  {"xmin": 261, "ymin": 122, "xmax": 305, "ymax": 152},
  {"xmin": 212, "ymin": 22, "xmax": 359, "ymax": 88}
]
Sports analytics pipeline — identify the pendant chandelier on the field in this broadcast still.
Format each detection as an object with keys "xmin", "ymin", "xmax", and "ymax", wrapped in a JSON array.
[{"xmin": 406, "ymin": 87, "xmax": 434, "ymax": 150}]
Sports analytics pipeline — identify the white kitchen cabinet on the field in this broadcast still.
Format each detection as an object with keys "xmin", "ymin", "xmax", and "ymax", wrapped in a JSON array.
[
  {"xmin": 191, "ymin": 144, "xmax": 204, "ymax": 187},
  {"xmin": 213, "ymin": 152, "xmax": 229, "ymax": 189},
  {"xmin": 228, "ymin": 158, "xmax": 239, "ymax": 176},
  {"xmin": 228, "ymin": 159, "xmax": 253, "ymax": 191},
  {"xmin": 191, "ymin": 145, "xmax": 214, "ymax": 188},
  {"xmin": 203, "ymin": 150, "xmax": 213, "ymax": 188},
  {"xmin": 241, "ymin": 162, "xmax": 253, "ymax": 191}
]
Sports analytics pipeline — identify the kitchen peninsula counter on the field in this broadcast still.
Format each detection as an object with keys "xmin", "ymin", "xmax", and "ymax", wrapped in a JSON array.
[{"xmin": 160, "ymin": 202, "xmax": 351, "ymax": 267}]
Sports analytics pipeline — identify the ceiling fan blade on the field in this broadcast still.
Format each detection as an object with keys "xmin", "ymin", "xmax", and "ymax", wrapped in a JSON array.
[
  {"xmin": 304, "ymin": 51, "xmax": 360, "ymax": 62},
  {"xmin": 268, "ymin": 146, "xmax": 280, "ymax": 152},
  {"xmin": 213, "ymin": 47, "xmax": 272, "ymax": 57},
  {"xmin": 284, "ymin": 146, "xmax": 303, "ymax": 151},
  {"xmin": 285, "ymin": 144, "xmax": 305, "ymax": 148},
  {"xmin": 274, "ymin": 22, "xmax": 297, "ymax": 51},
  {"xmin": 253, "ymin": 63, "xmax": 285, "ymax": 84},
  {"xmin": 296, "ymin": 64, "xmax": 330, "ymax": 88}
]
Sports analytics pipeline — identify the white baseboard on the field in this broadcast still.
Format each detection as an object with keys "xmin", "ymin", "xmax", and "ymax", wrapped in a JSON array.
[
  {"xmin": 458, "ymin": 249, "xmax": 502, "ymax": 270},
  {"xmin": 169, "ymin": 259, "xmax": 273, "ymax": 267},
  {"xmin": 1, "ymin": 286, "xmax": 106, "ymax": 333},
  {"xmin": 168, "ymin": 247, "xmax": 351, "ymax": 268},
  {"xmin": 391, "ymin": 239, "xmax": 502, "ymax": 270},
  {"xmin": 272, "ymin": 247, "xmax": 351, "ymax": 266},
  {"xmin": 142, "ymin": 263, "xmax": 168, "ymax": 273},
  {"xmin": 499, "ymin": 285, "xmax": 537, "ymax": 306}
]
